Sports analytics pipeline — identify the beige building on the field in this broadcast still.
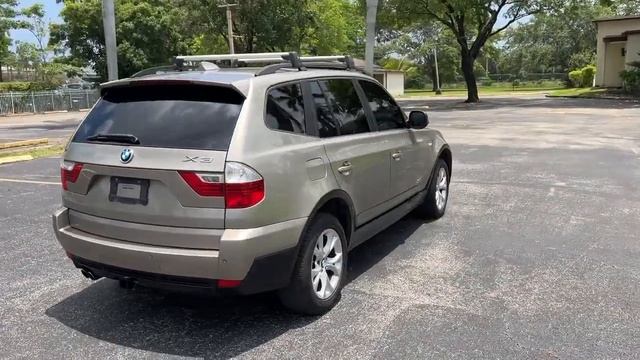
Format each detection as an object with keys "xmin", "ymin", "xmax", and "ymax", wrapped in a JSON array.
[
  {"xmin": 352, "ymin": 58, "xmax": 406, "ymax": 96},
  {"xmin": 594, "ymin": 15, "xmax": 640, "ymax": 87}
]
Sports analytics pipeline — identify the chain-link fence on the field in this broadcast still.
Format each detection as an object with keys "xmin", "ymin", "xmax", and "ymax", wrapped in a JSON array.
[{"xmin": 0, "ymin": 90, "xmax": 100, "ymax": 115}]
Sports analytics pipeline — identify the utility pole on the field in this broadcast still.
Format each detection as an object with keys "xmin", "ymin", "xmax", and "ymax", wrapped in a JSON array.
[
  {"xmin": 102, "ymin": 0, "xmax": 118, "ymax": 81},
  {"xmin": 434, "ymin": 48, "xmax": 442, "ymax": 95},
  {"xmin": 218, "ymin": 3, "xmax": 237, "ymax": 54},
  {"xmin": 364, "ymin": 0, "xmax": 378, "ymax": 76}
]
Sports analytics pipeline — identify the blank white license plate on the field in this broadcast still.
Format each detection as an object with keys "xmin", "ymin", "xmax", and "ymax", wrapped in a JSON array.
[
  {"xmin": 117, "ymin": 182, "xmax": 141, "ymax": 199},
  {"xmin": 109, "ymin": 177, "xmax": 149, "ymax": 205}
]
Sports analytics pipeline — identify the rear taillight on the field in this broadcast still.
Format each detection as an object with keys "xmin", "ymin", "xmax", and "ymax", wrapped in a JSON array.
[
  {"xmin": 179, "ymin": 162, "xmax": 264, "ymax": 209},
  {"xmin": 224, "ymin": 162, "xmax": 264, "ymax": 209},
  {"xmin": 60, "ymin": 161, "xmax": 83, "ymax": 190},
  {"xmin": 178, "ymin": 171, "xmax": 224, "ymax": 196}
]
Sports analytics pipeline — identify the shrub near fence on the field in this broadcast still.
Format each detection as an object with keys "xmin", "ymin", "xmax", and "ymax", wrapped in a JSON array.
[{"xmin": 0, "ymin": 90, "xmax": 100, "ymax": 115}]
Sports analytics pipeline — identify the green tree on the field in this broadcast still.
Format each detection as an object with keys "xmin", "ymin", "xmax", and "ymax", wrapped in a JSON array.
[
  {"xmin": 52, "ymin": 0, "xmax": 362, "ymax": 80},
  {"xmin": 304, "ymin": 0, "xmax": 364, "ymax": 55},
  {"xmin": 379, "ymin": 23, "xmax": 460, "ymax": 91},
  {"xmin": 19, "ymin": 4, "xmax": 47, "ymax": 64},
  {"xmin": 599, "ymin": 0, "xmax": 640, "ymax": 15},
  {"xmin": 51, "ymin": 0, "xmax": 193, "ymax": 80},
  {"xmin": 500, "ymin": 1, "xmax": 609, "ymax": 76},
  {"xmin": 0, "ymin": 0, "xmax": 25, "ymax": 81},
  {"xmin": 500, "ymin": 0, "xmax": 640, "ymax": 78},
  {"xmin": 180, "ymin": 0, "xmax": 362, "ymax": 55},
  {"xmin": 385, "ymin": 0, "xmax": 551, "ymax": 102},
  {"xmin": 14, "ymin": 41, "xmax": 40, "ymax": 80}
]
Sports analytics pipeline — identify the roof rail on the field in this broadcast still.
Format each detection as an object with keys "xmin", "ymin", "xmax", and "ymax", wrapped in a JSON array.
[
  {"xmin": 174, "ymin": 51, "xmax": 356, "ymax": 76},
  {"xmin": 176, "ymin": 52, "xmax": 291, "ymax": 63},
  {"xmin": 256, "ymin": 61, "xmax": 352, "ymax": 75}
]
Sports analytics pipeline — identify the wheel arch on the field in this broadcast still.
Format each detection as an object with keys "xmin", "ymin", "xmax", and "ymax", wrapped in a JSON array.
[
  {"xmin": 437, "ymin": 145, "xmax": 452, "ymax": 181},
  {"xmin": 304, "ymin": 190, "xmax": 356, "ymax": 247}
]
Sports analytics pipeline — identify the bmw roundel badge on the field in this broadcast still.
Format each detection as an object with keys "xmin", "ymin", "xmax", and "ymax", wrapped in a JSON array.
[{"xmin": 120, "ymin": 148, "xmax": 134, "ymax": 164}]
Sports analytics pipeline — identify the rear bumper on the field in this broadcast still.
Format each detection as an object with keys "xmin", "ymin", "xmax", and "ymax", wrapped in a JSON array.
[{"xmin": 53, "ymin": 208, "xmax": 306, "ymax": 294}]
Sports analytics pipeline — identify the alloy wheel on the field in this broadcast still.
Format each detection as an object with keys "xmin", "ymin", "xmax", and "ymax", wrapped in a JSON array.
[
  {"xmin": 311, "ymin": 228, "xmax": 343, "ymax": 300},
  {"xmin": 435, "ymin": 167, "xmax": 448, "ymax": 211}
]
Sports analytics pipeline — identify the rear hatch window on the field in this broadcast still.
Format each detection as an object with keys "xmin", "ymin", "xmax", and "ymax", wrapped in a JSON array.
[{"xmin": 73, "ymin": 84, "xmax": 244, "ymax": 150}]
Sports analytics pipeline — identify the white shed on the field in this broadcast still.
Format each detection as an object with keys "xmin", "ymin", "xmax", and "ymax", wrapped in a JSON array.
[
  {"xmin": 353, "ymin": 58, "xmax": 406, "ymax": 96},
  {"xmin": 372, "ymin": 70, "xmax": 405, "ymax": 96}
]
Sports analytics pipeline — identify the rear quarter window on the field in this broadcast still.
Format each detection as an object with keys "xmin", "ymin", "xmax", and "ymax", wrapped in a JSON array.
[
  {"xmin": 265, "ymin": 82, "xmax": 305, "ymax": 134},
  {"xmin": 73, "ymin": 84, "xmax": 244, "ymax": 151}
]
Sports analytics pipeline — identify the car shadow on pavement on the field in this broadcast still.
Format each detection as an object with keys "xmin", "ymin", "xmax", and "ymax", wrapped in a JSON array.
[
  {"xmin": 345, "ymin": 216, "xmax": 426, "ymax": 286},
  {"xmin": 46, "ymin": 280, "xmax": 312, "ymax": 358},
  {"xmin": 45, "ymin": 215, "xmax": 427, "ymax": 358}
]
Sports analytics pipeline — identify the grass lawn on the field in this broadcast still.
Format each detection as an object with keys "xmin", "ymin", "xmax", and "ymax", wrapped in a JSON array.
[
  {"xmin": 404, "ymin": 85, "xmax": 565, "ymax": 97},
  {"xmin": 546, "ymin": 88, "xmax": 610, "ymax": 97},
  {"xmin": 0, "ymin": 144, "xmax": 65, "ymax": 160}
]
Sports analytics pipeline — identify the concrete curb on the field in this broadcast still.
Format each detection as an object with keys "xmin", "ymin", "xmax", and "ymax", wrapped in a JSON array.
[
  {"xmin": 0, "ymin": 154, "xmax": 33, "ymax": 164},
  {"xmin": 545, "ymin": 94, "xmax": 640, "ymax": 102},
  {"xmin": 0, "ymin": 109, "xmax": 89, "ymax": 118},
  {"xmin": 0, "ymin": 138, "xmax": 48, "ymax": 150}
]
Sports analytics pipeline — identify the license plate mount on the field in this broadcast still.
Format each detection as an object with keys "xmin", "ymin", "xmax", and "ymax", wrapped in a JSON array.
[{"xmin": 109, "ymin": 177, "xmax": 149, "ymax": 205}]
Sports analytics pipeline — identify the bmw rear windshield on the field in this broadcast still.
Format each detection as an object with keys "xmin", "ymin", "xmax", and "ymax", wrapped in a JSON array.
[{"xmin": 72, "ymin": 84, "xmax": 244, "ymax": 151}]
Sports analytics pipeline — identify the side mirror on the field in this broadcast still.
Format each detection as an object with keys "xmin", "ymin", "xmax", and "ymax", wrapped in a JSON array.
[{"xmin": 408, "ymin": 111, "xmax": 429, "ymax": 129}]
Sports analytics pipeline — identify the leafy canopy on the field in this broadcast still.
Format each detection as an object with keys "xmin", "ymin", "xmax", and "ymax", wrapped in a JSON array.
[{"xmin": 51, "ymin": 0, "xmax": 364, "ymax": 80}]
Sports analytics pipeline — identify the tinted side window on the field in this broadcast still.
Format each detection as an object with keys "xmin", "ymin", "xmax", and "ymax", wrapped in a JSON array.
[
  {"xmin": 320, "ymin": 79, "xmax": 370, "ymax": 135},
  {"xmin": 265, "ymin": 83, "xmax": 305, "ymax": 134},
  {"xmin": 309, "ymin": 81, "xmax": 339, "ymax": 138},
  {"xmin": 359, "ymin": 80, "xmax": 405, "ymax": 131}
]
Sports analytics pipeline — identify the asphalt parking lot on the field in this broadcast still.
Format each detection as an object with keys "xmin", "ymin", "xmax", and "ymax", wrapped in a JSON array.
[
  {"xmin": 1, "ymin": 96, "xmax": 639, "ymax": 359},
  {"xmin": 0, "ymin": 112, "xmax": 81, "ymax": 143}
]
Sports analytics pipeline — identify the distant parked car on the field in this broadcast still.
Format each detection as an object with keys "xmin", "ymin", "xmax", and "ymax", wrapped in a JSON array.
[{"xmin": 56, "ymin": 81, "xmax": 95, "ymax": 93}]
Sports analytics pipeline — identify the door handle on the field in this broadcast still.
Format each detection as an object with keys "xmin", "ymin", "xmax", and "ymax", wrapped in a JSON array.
[
  {"xmin": 391, "ymin": 151, "xmax": 402, "ymax": 161},
  {"xmin": 337, "ymin": 161, "xmax": 352, "ymax": 176}
]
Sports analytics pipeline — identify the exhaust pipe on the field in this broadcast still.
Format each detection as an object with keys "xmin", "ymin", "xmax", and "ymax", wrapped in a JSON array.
[{"xmin": 80, "ymin": 268, "xmax": 101, "ymax": 281}]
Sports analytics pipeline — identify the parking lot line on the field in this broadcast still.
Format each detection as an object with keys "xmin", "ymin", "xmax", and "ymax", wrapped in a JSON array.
[{"xmin": 0, "ymin": 177, "xmax": 59, "ymax": 185}]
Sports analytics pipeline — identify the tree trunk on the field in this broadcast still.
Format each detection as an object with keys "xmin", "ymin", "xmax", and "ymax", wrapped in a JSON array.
[
  {"xmin": 461, "ymin": 53, "xmax": 479, "ymax": 103},
  {"xmin": 0, "ymin": 62, "xmax": 3, "ymax": 82}
]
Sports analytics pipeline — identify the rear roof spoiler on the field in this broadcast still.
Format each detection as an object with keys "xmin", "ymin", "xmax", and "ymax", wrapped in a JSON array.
[{"xmin": 99, "ymin": 78, "xmax": 247, "ymax": 97}]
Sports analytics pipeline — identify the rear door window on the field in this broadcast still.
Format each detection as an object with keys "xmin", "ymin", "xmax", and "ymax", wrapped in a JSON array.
[
  {"xmin": 309, "ymin": 81, "xmax": 339, "ymax": 138},
  {"xmin": 72, "ymin": 84, "xmax": 244, "ymax": 151},
  {"xmin": 358, "ymin": 80, "xmax": 406, "ymax": 130},
  {"xmin": 319, "ymin": 79, "xmax": 370, "ymax": 135},
  {"xmin": 265, "ymin": 82, "xmax": 305, "ymax": 134}
]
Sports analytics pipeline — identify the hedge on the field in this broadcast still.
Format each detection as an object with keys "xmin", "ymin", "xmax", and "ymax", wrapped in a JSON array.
[
  {"xmin": 0, "ymin": 81, "xmax": 59, "ymax": 92},
  {"xmin": 567, "ymin": 65, "xmax": 596, "ymax": 88}
]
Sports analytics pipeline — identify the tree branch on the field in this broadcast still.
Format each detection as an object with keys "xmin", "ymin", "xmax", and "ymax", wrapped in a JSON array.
[
  {"xmin": 489, "ymin": 9, "xmax": 538, "ymax": 37},
  {"xmin": 469, "ymin": 0, "xmax": 509, "ymax": 58},
  {"xmin": 420, "ymin": 2, "xmax": 454, "ymax": 31}
]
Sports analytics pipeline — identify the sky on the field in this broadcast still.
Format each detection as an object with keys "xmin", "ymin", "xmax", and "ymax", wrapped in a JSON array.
[{"xmin": 10, "ymin": 0, "xmax": 62, "ymax": 47}]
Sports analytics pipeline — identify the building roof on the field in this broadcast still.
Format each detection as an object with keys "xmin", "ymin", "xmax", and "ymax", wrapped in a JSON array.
[{"xmin": 594, "ymin": 14, "xmax": 640, "ymax": 23}]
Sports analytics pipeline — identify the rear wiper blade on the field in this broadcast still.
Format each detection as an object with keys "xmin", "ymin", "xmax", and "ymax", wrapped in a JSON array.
[{"xmin": 86, "ymin": 133, "xmax": 140, "ymax": 145}]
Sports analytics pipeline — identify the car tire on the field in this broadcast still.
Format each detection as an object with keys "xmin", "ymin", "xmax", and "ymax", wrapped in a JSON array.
[
  {"xmin": 278, "ymin": 212, "xmax": 347, "ymax": 315},
  {"xmin": 415, "ymin": 158, "xmax": 449, "ymax": 219}
]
